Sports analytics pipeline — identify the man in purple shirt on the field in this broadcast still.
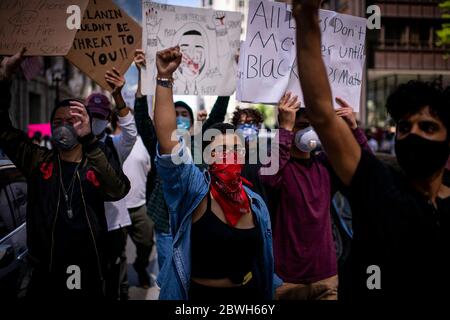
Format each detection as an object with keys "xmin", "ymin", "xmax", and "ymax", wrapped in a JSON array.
[{"xmin": 260, "ymin": 92, "xmax": 368, "ymax": 300}]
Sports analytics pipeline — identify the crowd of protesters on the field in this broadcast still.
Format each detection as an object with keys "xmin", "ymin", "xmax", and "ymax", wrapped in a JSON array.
[{"xmin": 0, "ymin": 0, "xmax": 449, "ymax": 301}]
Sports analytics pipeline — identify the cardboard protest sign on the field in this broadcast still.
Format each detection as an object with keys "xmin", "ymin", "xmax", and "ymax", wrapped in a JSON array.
[
  {"xmin": 238, "ymin": 0, "xmax": 367, "ymax": 111},
  {"xmin": 0, "ymin": 0, "xmax": 89, "ymax": 56},
  {"xmin": 66, "ymin": 0, "xmax": 142, "ymax": 91},
  {"xmin": 141, "ymin": 2, "xmax": 242, "ymax": 96}
]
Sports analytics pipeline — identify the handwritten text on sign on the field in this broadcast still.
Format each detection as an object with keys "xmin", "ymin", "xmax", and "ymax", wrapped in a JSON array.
[
  {"xmin": 237, "ymin": 0, "xmax": 366, "ymax": 111},
  {"xmin": 0, "ymin": 0, "xmax": 89, "ymax": 56},
  {"xmin": 66, "ymin": 0, "xmax": 142, "ymax": 91}
]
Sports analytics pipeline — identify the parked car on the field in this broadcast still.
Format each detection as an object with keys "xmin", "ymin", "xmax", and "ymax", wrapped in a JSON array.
[{"xmin": 0, "ymin": 152, "xmax": 29, "ymax": 299}]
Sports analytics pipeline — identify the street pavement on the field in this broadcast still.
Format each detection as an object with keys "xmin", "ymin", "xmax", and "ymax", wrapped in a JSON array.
[{"xmin": 125, "ymin": 235, "xmax": 160, "ymax": 300}]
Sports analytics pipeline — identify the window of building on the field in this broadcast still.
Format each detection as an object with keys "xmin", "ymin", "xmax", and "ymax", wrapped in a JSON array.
[
  {"xmin": 29, "ymin": 93, "xmax": 42, "ymax": 124},
  {"xmin": 384, "ymin": 22, "xmax": 404, "ymax": 47}
]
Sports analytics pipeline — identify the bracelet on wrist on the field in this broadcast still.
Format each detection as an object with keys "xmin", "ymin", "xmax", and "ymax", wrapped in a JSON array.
[
  {"xmin": 157, "ymin": 76, "xmax": 174, "ymax": 88},
  {"xmin": 157, "ymin": 75, "xmax": 174, "ymax": 81}
]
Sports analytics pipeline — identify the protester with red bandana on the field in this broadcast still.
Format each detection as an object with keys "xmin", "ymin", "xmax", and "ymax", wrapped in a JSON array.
[{"xmin": 152, "ymin": 46, "xmax": 274, "ymax": 301}]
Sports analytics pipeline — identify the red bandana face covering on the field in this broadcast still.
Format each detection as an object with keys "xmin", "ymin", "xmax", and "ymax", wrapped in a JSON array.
[{"xmin": 209, "ymin": 152, "xmax": 251, "ymax": 226}]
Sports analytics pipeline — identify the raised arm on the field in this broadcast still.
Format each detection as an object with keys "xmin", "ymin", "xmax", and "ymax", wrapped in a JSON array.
[
  {"xmin": 202, "ymin": 96, "xmax": 230, "ymax": 133},
  {"xmin": 153, "ymin": 47, "xmax": 210, "ymax": 233},
  {"xmin": 294, "ymin": 1, "xmax": 360, "ymax": 186},
  {"xmin": 335, "ymin": 97, "xmax": 371, "ymax": 153},
  {"xmin": 260, "ymin": 92, "xmax": 300, "ymax": 188},
  {"xmin": 154, "ymin": 46, "xmax": 182, "ymax": 154},
  {"xmin": 0, "ymin": 49, "xmax": 50, "ymax": 177},
  {"xmin": 133, "ymin": 49, "xmax": 157, "ymax": 162}
]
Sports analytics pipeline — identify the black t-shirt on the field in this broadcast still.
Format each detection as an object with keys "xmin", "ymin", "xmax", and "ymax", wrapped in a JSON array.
[
  {"xmin": 345, "ymin": 150, "xmax": 450, "ymax": 300},
  {"xmin": 241, "ymin": 147, "xmax": 268, "ymax": 205},
  {"xmin": 51, "ymin": 161, "xmax": 102, "ymax": 297}
]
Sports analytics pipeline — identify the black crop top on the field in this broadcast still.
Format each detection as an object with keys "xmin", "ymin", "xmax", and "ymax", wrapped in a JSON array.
[{"xmin": 191, "ymin": 193, "xmax": 261, "ymax": 284}]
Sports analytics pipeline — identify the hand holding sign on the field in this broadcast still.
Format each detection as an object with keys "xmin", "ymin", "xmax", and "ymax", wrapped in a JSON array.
[
  {"xmin": 134, "ymin": 49, "xmax": 146, "ymax": 71},
  {"xmin": 105, "ymin": 68, "xmax": 126, "ymax": 97},
  {"xmin": 0, "ymin": 48, "xmax": 26, "ymax": 82},
  {"xmin": 278, "ymin": 92, "xmax": 301, "ymax": 131},
  {"xmin": 156, "ymin": 46, "xmax": 182, "ymax": 78},
  {"xmin": 335, "ymin": 97, "xmax": 357, "ymax": 130}
]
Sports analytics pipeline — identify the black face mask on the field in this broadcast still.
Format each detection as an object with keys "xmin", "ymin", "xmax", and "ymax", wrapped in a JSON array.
[{"xmin": 395, "ymin": 134, "xmax": 450, "ymax": 180}]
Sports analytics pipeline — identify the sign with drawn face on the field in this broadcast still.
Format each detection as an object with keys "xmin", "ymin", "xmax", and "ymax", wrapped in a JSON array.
[
  {"xmin": 141, "ymin": 2, "xmax": 242, "ymax": 96},
  {"xmin": 176, "ymin": 24, "xmax": 209, "ymax": 85}
]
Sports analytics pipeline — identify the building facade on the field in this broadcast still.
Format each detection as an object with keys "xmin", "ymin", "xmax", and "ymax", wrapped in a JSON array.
[{"xmin": 331, "ymin": 0, "xmax": 450, "ymax": 127}]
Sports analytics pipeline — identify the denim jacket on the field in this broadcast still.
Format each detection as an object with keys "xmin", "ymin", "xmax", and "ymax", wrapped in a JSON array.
[{"xmin": 155, "ymin": 139, "xmax": 275, "ymax": 300}]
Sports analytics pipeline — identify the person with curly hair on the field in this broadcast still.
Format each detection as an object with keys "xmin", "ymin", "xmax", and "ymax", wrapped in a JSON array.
[{"xmin": 231, "ymin": 107, "xmax": 268, "ymax": 204}]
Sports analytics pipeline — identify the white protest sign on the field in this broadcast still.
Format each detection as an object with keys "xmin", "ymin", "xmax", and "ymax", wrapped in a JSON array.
[
  {"xmin": 141, "ymin": 2, "xmax": 242, "ymax": 96},
  {"xmin": 238, "ymin": 0, "xmax": 366, "ymax": 111}
]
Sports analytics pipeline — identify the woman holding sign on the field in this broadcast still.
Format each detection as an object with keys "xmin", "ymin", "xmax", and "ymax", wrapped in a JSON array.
[{"xmin": 151, "ymin": 46, "xmax": 274, "ymax": 301}]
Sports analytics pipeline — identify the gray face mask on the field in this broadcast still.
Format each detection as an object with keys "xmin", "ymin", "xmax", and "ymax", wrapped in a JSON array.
[{"xmin": 52, "ymin": 124, "xmax": 78, "ymax": 151}]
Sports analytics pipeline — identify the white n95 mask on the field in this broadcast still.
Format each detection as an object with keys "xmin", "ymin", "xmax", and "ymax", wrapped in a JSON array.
[{"xmin": 294, "ymin": 127, "xmax": 321, "ymax": 153}]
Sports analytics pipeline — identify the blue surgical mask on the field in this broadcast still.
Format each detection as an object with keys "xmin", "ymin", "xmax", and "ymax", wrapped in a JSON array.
[
  {"xmin": 294, "ymin": 127, "xmax": 321, "ymax": 153},
  {"xmin": 237, "ymin": 123, "xmax": 259, "ymax": 142},
  {"xmin": 176, "ymin": 116, "xmax": 191, "ymax": 131},
  {"xmin": 91, "ymin": 118, "xmax": 109, "ymax": 137}
]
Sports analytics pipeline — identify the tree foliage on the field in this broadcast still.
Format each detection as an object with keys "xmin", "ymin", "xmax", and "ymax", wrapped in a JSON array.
[{"xmin": 437, "ymin": 0, "xmax": 450, "ymax": 50}]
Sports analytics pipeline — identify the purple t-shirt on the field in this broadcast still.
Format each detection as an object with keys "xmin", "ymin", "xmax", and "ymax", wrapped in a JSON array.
[
  {"xmin": 261, "ymin": 129, "xmax": 337, "ymax": 284},
  {"xmin": 260, "ymin": 128, "xmax": 369, "ymax": 284}
]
